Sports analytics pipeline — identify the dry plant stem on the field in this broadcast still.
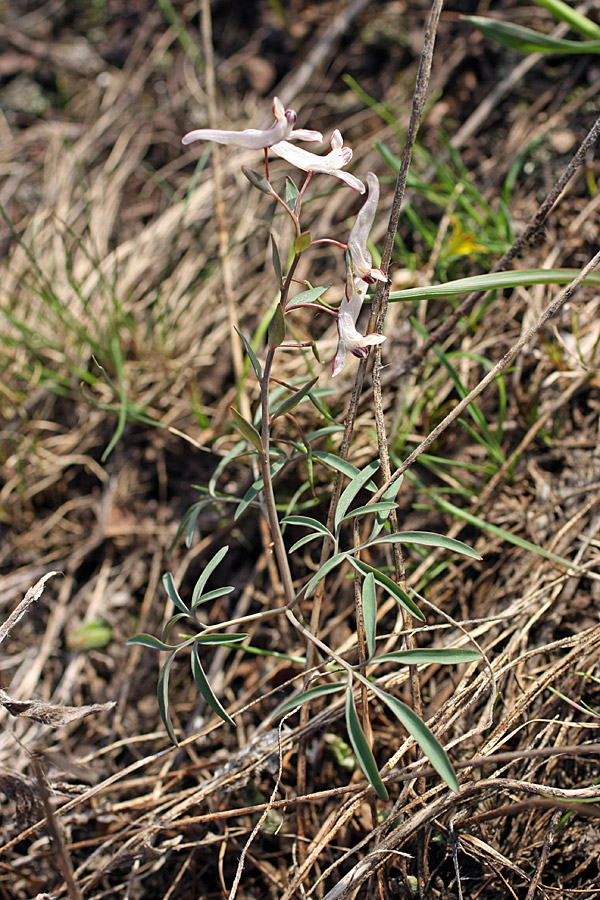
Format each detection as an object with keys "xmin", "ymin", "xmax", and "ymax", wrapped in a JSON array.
[
  {"xmin": 31, "ymin": 755, "xmax": 82, "ymax": 900},
  {"xmin": 321, "ymin": 777, "xmax": 600, "ymax": 900},
  {"xmin": 370, "ymin": 247, "xmax": 600, "ymax": 505},
  {"xmin": 370, "ymin": 3, "xmax": 444, "ymax": 889},
  {"xmin": 387, "ymin": 110, "xmax": 600, "ymax": 382},
  {"xmin": 524, "ymin": 809, "xmax": 561, "ymax": 900}
]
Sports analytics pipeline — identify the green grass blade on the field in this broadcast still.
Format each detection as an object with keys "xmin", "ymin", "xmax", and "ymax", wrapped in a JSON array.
[
  {"xmin": 432, "ymin": 494, "xmax": 579, "ymax": 570},
  {"xmin": 533, "ymin": 0, "xmax": 600, "ymax": 39},
  {"xmin": 387, "ymin": 269, "xmax": 600, "ymax": 303},
  {"xmin": 463, "ymin": 15, "xmax": 600, "ymax": 53}
]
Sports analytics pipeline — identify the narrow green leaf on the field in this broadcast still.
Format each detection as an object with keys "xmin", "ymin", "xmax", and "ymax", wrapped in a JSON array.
[
  {"xmin": 192, "ymin": 546, "xmax": 229, "ymax": 607},
  {"xmin": 388, "ymin": 268, "xmax": 600, "ymax": 303},
  {"xmin": 372, "ymin": 475, "xmax": 404, "ymax": 538},
  {"xmin": 370, "ymin": 684, "xmax": 458, "ymax": 791},
  {"xmin": 271, "ymin": 682, "xmax": 345, "ymax": 719},
  {"xmin": 286, "ymin": 285, "xmax": 329, "ymax": 310},
  {"xmin": 230, "ymin": 407, "xmax": 263, "ymax": 453},
  {"xmin": 340, "ymin": 501, "xmax": 398, "ymax": 525},
  {"xmin": 127, "ymin": 633, "xmax": 178, "ymax": 652},
  {"xmin": 235, "ymin": 328, "xmax": 262, "ymax": 380},
  {"xmin": 348, "ymin": 558, "xmax": 425, "ymax": 621},
  {"xmin": 289, "ymin": 532, "xmax": 323, "ymax": 554},
  {"xmin": 281, "ymin": 515, "xmax": 334, "ymax": 537},
  {"xmin": 432, "ymin": 494, "xmax": 579, "ymax": 571},
  {"xmin": 294, "ymin": 231, "xmax": 312, "ymax": 253},
  {"xmin": 533, "ymin": 0, "xmax": 600, "ymax": 39},
  {"xmin": 374, "ymin": 649, "xmax": 482, "ymax": 666},
  {"xmin": 234, "ymin": 456, "xmax": 288, "ymax": 519},
  {"xmin": 209, "ymin": 440, "xmax": 247, "ymax": 497},
  {"xmin": 162, "ymin": 572, "xmax": 190, "ymax": 614},
  {"xmin": 268, "ymin": 303, "xmax": 286, "ymax": 348},
  {"xmin": 285, "ymin": 175, "xmax": 299, "ymax": 209},
  {"xmin": 345, "ymin": 680, "xmax": 388, "ymax": 800},
  {"xmin": 192, "ymin": 585, "xmax": 235, "ymax": 606},
  {"xmin": 311, "ymin": 341, "xmax": 322, "ymax": 363},
  {"xmin": 158, "ymin": 649, "xmax": 180, "ymax": 745},
  {"xmin": 241, "ymin": 166, "xmax": 274, "ymax": 194},
  {"xmin": 311, "ymin": 452, "xmax": 378, "ymax": 488},
  {"xmin": 366, "ymin": 531, "xmax": 482, "ymax": 561},
  {"xmin": 362, "ymin": 573, "xmax": 377, "ymax": 659},
  {"xmin": 271, "ymin": 376, "xmax": 319, "ymax": 419},
  {"xmin": 464, "ymin": 15, "xmax": 600, "ymax": 54},
  {"xmin": 335, "ymin": 460, "xmax": 381, "ymax": 531},
  {"xmin": 304, "ymin": 552, "xmax": 349, "ymax": 598},
  {"xmin": 163, "ymin": 613, "xmax": 195, "ymax": 642},
  {"xmin": 271, "ymin": 235, "xmax": 282, "ymax": 286},
  {"xmin": 194, "ymin": 633, "xmax": 247, "ymax": 644},
  {"xmin": 191, "ymin": 644, "xmax": 236, "ymax": 726}
]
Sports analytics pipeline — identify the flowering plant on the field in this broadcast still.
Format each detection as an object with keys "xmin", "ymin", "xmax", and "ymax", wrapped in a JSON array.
[{"xmin": 129, "ymin": 96, "xmax": 481, "ymax": 805}]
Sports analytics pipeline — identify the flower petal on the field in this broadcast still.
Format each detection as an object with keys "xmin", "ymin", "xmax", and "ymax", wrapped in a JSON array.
[{"xmin": 182, "ymin": 97, "xmax": 322, "ymax": 150}]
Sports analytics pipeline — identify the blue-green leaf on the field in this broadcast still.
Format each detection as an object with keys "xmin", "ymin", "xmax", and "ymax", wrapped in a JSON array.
[
  {"xmin": 191, "ymin": 644, "xmax": 236, "ymax": 726},
  {"xmin": 370, "ymin": 683, "xmax": 458, "ymax": 791},
  {"xmin": 345, "ymin": 679, "xmax": 388, "ymax": 800},
  {"xmin": 362, "ymin": 573, "xmax": 377, "ymax": 660},
  {"xmin": 312, "ymin": 452, "xmax": 378, "ymax": 490},
  {"xmin": 366, "ymin": 531, "xmax": 482, "ymax": 561},
  {"xmin": 374, "ymin": 649, "xmax": 482, "ymax": 666},
  {"xmin": 271, "ymin": 682, "xmax": 345, "ymax": 719},
  {"xmin": 192, "ymin": 546, "xmax": 229, "ymax": 607},
  {"xmin": 289, "ymin": 532, "xmax": 323, "ymax": 554},
  {"xmin": 304, "ymin": 551, "xmax": 349, "ymax": 597},
  {"xmin": 348, "ymin": 558, "xmax": 425, "ymax": 621},
  {"xmin": 193, "ymin": 585, "xmax": 235, "ymax": 606},
  {"xmin": 162, "ymin": 572, "xmax": 189, "ymax": 614},
  {"xmin": 158, "ymin": 648, "xmax": 180, "ymax": 745},
  {"xmin": 286, "ymin": 285, "xmax": 329, "ymax": 310},
  {"xmin": 127, "ymin": 633, "xmax": 177, "ymax": 652},
  {"xmin": 194, "ymin": 633, "xmax": 247, "ymax": 645},
  {"xmin": 339, "ymin": 501, "xmax": 398, "ymax": 525},
  {"xmin": 235, "ymin": 328, "xmax": 262, "ymax": 380},
  {"xmin": 282, "ymin": 515, "xmax": 334, "ymax": 538},
  {"xmin": 335, "ymin": 460, "xmax": 380, "ymax": 531},
  {"xmin": 230, "ymin": 407, "xmax": 263, "ymax": 453}
]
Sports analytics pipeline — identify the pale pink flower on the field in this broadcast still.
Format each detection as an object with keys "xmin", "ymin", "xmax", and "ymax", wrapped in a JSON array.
[
  {"xmin": 271, "ymin": 130, "xmax": 365, "ymax": 193},
  {"xmin": 332, "ymin": 172, "xmax": 387, "ymax": 377},
  {"xmin": 346, "ymin": 172, "xmax": 387, "ymax": 284},
  {"xmin": 331, "ymin": 280, "xmax": 385, "ymax": 377},
  {"xmin": 182, "ymin": 97, "xmax": 322, "ymax": 150}
]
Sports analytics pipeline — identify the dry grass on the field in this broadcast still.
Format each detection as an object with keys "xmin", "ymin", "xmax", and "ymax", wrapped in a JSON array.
[{"xmin": 1, "ymin": 1, "xmax": 600, "ymax": 898}]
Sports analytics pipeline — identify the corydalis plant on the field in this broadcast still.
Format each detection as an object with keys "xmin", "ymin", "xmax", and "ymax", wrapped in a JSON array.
[{"xmin": 128, "ymin": 96, "xmax": 482, "ymax": 801}]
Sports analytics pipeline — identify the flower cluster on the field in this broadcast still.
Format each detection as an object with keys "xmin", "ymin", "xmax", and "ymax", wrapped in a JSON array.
[{"xmin": 182, "ymin": 97, "xmax": 386, "ymax": 375}]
